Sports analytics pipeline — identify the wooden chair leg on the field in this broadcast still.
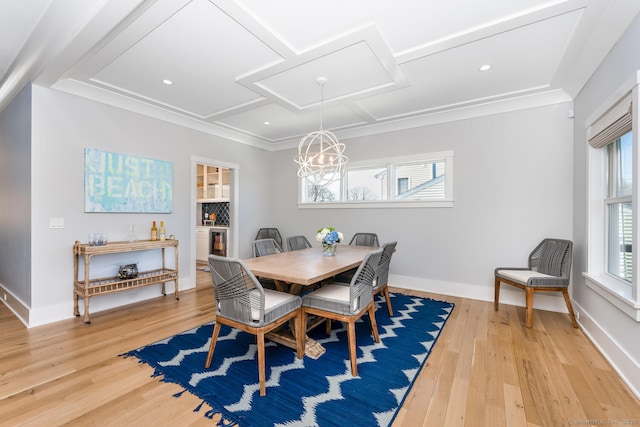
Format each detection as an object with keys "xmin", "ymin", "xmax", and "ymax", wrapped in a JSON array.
[
  {"xmin": 205, "ymin": 322, "xmax": 222, "ymax": 368},
  {"xmin": 257, "ymin": 331, "xmax": 267, "ymax": 396},
  {"xmin": 295, "ymin": 311, "xmax": 304, "ymax": 359},
  {"xmin": 383, "ymin": 287, "xmax": 393, "ymax": 316},
  {"xmin": 525, "ymin": 287, "xmax": 534, "ymax": 328},
  {"xmin": 368, "ymin": 305, "xmax": 380, "ymax": 343},
  {"xmin": 347, "ymin": 320, "xmax": 358, "ymax": 376},
  {"xmin": 562, "ymin": 289, "xmax": 579, "ymax": 328},
  {"xmin": 494, "ymin": 277, "xmax": 500, "ymax": 311},
  {"xmin": 301, "ymin": 308, "xmax": 308, "ymax": 337}
]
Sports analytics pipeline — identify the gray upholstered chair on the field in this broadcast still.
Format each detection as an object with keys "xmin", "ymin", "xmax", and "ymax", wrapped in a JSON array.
[
  {"xmin": 206, "ymin": 255, "xmax": 304, "ymax": 396},
  {"xmin": 349, "ymin": 232, "xmax": 380, "ymax": 247},
  {"xmin": 373, "ymin": 241, "xmax": 397, "ymax": 316},
  {"xmin": 301, "ymin": 248, "xmax": 383, "ymax": 376},
  {"xmin": 494, "ymin": 238, "xmax": 578, "ymax": 328},
  {"xmin": 253, "ymin": 238, "xmax": 283, "ymax": 257},
  {"xmin": 333, "ymin": 233, "xmax": 380, "ymax": 283},
  {"xmin": 252, "ymin": 238, "xmax": 284, "ymax": 290},
  {"xmin": 255, "ymin": 228, "xmax": 283, "ymax": 249},
  {"xmin": 287, "ymin": 235, "xmax": 312, "ymax": 251}
]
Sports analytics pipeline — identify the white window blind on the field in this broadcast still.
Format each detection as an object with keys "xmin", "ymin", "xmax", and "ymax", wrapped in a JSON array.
[{"xmin": 588, "ymin": 93, "xmax": 633, "ymax": 148}]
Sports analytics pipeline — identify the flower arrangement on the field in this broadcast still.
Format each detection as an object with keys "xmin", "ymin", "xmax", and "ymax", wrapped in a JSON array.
[
  {"xmin": 316, "ymin": 227, "xmax": 343, "ymax": 256},
  {"xmin": 316, "ymin": 227, "xmax": 343, "ymax": 245}
]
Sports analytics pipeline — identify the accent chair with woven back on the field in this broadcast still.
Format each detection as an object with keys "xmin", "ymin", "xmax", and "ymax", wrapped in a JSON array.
[{"xmin": 494, "ymin": 238, "xmax": 578, "ymax": 328}]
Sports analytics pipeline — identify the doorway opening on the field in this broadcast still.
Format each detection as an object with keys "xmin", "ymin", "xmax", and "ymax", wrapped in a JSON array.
[{"xmin": 192, "ymin": 157, "xmax": 239, "ymax": 287}]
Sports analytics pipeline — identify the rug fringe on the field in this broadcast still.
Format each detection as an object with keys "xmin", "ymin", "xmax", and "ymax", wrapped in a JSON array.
[
  {"xmin": 204, "ymin": 408, "xmax": 239, "ymax": 426},
  {"xmin": 193, "ymin": 400, "xmax": 205, "ymax": 413},
  {"xmin": 173, "ymin": 388, "xmax": 187, "ymax": 398}
]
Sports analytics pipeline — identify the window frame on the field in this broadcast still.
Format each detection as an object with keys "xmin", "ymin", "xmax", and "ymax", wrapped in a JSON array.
[
  {"xmin": 585, "ymin": 75, "xmax": 640, "ymax": 321},
  {"xmin": 297, "ymin": 150, "xmax": 454, "ymax": 209}
]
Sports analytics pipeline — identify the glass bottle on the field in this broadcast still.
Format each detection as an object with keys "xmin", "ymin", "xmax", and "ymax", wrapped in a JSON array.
[
  {"xmin": 127, "ymin": 224, "xmax": 136, "ymax": 241},
  {"xmin": 159, "ymin": 221, "xmax": 166, "ymax": 241},
  {"xmin": 151, "ymin": 221, "xmax": 158, "ymax": 241}
]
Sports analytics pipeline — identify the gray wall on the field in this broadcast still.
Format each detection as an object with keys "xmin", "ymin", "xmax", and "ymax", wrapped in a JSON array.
[
  {"xmin": 0, "ymin": 84, "xmax": 32, "ymax": 306},
  {"xmin": 271, "ymin": 103, "xmax": 574, "ymax": 308},
  {"xmin": 25, "ymin": 86, "xmax": 275, "ymax": 325},
  {"xmin": 572, "ymin": 13, "xmax": 640, "ymax": 396}
]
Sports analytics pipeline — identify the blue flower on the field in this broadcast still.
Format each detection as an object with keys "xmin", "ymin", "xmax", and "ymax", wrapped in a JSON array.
[{"xmin": 316, "ymin": 227, "xmax": 343, "ymax": 244}]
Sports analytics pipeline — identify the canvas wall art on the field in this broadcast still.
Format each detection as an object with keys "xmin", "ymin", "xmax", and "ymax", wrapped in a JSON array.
[{"xmin": 84, "ymin": 148, "xmax": 173, "ymax": 213}]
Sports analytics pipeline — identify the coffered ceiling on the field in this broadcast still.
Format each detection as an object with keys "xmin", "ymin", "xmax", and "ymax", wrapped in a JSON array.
[{"xmin": 2, "ymin": 0, "xmax": 639, "ymax": 150}]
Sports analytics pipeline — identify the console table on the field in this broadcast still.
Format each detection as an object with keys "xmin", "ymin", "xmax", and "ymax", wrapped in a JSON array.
[{"xmin": 73, "ymin": 239, "xmax": 179, "ymax": 323}]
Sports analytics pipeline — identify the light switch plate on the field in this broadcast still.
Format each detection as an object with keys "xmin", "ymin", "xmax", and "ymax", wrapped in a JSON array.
[{"xmin": 49, "ymin": 218, "xmax": 64, "ymax": 228}]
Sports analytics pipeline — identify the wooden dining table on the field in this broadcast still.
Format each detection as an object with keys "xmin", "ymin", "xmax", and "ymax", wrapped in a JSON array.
[
  {"xmin": 242, "ymin": 244, "xmax": 378, "ymax": 351},
  {"xmin": 242, "ymin": 245, "xmax": 376, "ymax": 294}
]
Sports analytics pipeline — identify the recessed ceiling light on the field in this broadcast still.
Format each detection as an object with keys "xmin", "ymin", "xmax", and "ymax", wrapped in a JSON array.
[
  {"xmin": 161, "ymin": 79, "xmax": 173, "ymax": 85},
  {"xmin": 479, "ymin": 64, "xmax": 492, "ymax": 72},
  {"xmin": 263, "ymin": 121, "xmax": 270, "ymax": 125}
]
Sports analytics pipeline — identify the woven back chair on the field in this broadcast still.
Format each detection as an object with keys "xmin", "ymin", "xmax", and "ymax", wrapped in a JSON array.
[
  {"xmin": 251, "ymin": 238, "xmax": 284, "ymax": 290},
  {"xmin": 287, "ymin": 235, "xmax": 312, "ymax": 251},
  {"xmin": 374, "ymin": 241, "xmax": 397, "ymax": 316},
  {"xmin": 253, "ymin": 238, "xmax": 283, "ymax": 257},
  {"xmin": 301, "ymin": 248, "xmax": 383, "ymax": 376},
  {"xmin": 494, "ymin": 238, "xmax": 577, "ymax": 328},
  {"xmin": 349, "ymin": 232, "xmax": 379, "ymax": 247},
  {"xmin": 206, "ymin": 255, "xmax": 304, "ymax": 396},
  {"xmin": 255, "ymin": 228, "xmax": 283, "ymax": 249}
]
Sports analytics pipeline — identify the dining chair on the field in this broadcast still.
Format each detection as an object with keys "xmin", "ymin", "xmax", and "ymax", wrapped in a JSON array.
[
  {"xmin": 301, "ymin": 248, "xmax": 383, "ymax": 376},
  {"xmin": 206, "ymin": 255, "xmax": 304, "ymax": 396},
  {"xmin": 255, "ymin": 228, "xmax": 283, "ymax": 249},
  {"xmin": 333, "ymin": 233, "xmax": 380, "ymax": 283},
  {"xmin": 253, "ymin": 238, "xmax": 283, "ymax": 257},
  {"xmin": 373, "ymin": 241, "xmax": 397, "ymax": 316},
  {"xmin": 252, "ymin": 238, "xmax": 284, "ymax": 290},
  {"xmin": 349, "ymin": 232, "xmax": 380, "ymax": 247},
  {"xmin": 494, "ymin": 238, "xmax": 578, "ymax": 328},
  {"xmin": 287, "ymin": 235, "xmax": 312, "ymax": 251}
]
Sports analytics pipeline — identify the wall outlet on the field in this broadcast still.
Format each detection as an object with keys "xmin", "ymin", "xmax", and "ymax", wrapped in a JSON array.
[
  {"xmin": 575, "ymin": 311, "xmax": 580, "ymax": 320},
  {"xmin": 3, "ymin": 293, "xmax": 6, "ymax": 301}
]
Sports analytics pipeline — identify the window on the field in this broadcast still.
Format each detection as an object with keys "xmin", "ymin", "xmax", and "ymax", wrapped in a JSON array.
[
  {"xmin": 606, "ymin": 133, "xmax": 632, "ymax": 283},
  {"xmin": 394, "ymin": 161, "xmax": 445, "ymax": 200},
  {"xmin": 305, "ymin": 180, "xmax": 339, "ymax": 202},
  {"xmin": 585, "ymin": 79, "xmax": 640, "ymax": 321},
  {"xmin": 346, "ymin": 167, "xmax": 387, "ymax": 201},
  {"xmin": 397, "ymin": 177, "xmax": 409, "ymax": 194},
  {"xmin": 299, "ymin": 151, "xmax": 453, "ymax": 208}
]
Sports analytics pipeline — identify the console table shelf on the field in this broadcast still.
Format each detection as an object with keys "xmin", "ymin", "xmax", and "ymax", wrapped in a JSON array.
[{"xmin": 73, "ymin": 239, "xmax": 179, "ymax": 323}]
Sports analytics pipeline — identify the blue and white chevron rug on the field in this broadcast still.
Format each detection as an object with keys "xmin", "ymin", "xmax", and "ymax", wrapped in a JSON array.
[{"xmin": 123, "ymin": 293, "xmax": 454, "ymax": 426}]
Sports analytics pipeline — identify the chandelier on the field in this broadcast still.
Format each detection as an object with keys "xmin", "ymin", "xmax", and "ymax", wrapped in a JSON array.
[{"xmin": 294, "ymin": 77, "xmax": 348, "ymax": 186}]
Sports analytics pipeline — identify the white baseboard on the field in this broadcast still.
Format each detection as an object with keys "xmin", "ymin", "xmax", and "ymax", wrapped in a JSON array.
[
  {"xmin": 28, "ymin": 301, "xmax": 77, "ymax": 327},
  {"xmin": 18, "ymin": 275, "xmax": 197, "ymax": 328},
  {"xmin": 0, "ymin": 284, "xmax": 29, "ymax": 327},
  {"xmin": 572, "ymin": 301, "xmax": 640, "ymax": 400},
  {"xmin": 389, "ymin": 274, "xmax": 571, "ymax": 313}
]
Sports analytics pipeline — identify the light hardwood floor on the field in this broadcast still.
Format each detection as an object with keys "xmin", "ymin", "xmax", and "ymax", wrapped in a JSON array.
[{"xmin": 1, "ymin": 270, "xmax": 639, "ymax": 426}]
